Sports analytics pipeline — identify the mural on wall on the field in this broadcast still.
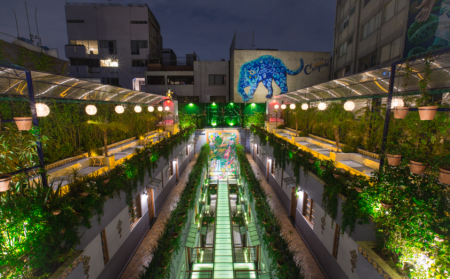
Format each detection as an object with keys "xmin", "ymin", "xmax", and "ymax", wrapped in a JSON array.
[
  {"xmin": 404, "ymin": 0, "xmax": 450, "ymax": 57},
  {"xmin": 237, "ymin": 55, "xmax": 304, "ymax": 102},
  {"xmin": 207, "ymin": 132, "xmax": 238, "ymax": 180}
]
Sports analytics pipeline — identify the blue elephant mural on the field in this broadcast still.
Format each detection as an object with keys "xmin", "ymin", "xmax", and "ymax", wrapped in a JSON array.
[{"xmin": 237, "ymin": 55, "xmax": 304, "ymax": 102}]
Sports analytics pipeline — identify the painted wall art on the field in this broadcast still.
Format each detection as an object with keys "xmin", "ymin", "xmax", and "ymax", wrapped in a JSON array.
[{"xmin": 207, "ymin": 132, "xmax": 238, "ymax": 180}]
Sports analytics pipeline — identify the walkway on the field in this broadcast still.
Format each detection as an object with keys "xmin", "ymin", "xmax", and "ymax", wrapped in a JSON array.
[
  {"xmin": 120, "ymin": 154, "xmax": 199, "ymax": 279},
  {"xmin": 246, "ymin": 154, "xmax": 327, "ymax": 279}
]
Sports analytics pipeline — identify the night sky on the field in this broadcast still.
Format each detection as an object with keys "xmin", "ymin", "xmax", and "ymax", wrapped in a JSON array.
[{"xmin": 0, "ymin": 0, "xmax": 336, "ymax": 61}]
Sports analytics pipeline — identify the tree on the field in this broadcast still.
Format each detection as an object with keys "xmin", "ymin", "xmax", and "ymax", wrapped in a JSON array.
[
  {"xmin": 86, "ymin": 119, "xmax": 129, "ymax": 157},
  {"xmin": 137, "ymin": 114, "xmax": 158, "ymax": 140}
]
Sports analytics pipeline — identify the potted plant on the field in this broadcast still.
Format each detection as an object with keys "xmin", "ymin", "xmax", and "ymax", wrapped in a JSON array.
[
  {"xmin": 385, "ymin": 144, "xmax": 403, "ymax": 167},
  {"xmin": 417, "ymin": 55, "xmax": 439, "ymax": 120},
  {"xmin": 13, "ymin": 108, "xmax": 33, "ymax": 131},
  {"xmin": 0, "ymin": 174, "xmax": 12, "ymax": 192}
]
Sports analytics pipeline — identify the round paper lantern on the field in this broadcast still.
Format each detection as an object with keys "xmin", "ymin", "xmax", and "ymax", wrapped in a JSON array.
[
  {"xmin": 157, "ymin": 106, "xmax": 163, "ymax": 112},
  {"xmin": 290, "ymin": 104, "xmax": 296, "ymax": 110},
  {"xmin": 85, "ymin": 105, "xmax": 97, "ymax": 115},
  {"xmin": 115, "ymin": 105, "xmax": 124, "ymax": 114},
  {"xmin": 343, "ymin": 101, "xmax": 355, "ymax": 111},
  {"xmin": 274, "ymin": 104, "xmax": 279, "ymax": 110},
  {"xmin": 281, "ymin": 104, "xmax": 287, "ymax": 110},
  {"xmin": 301, "ymin": 103, "xmax": 309, "ymax": 110},
  {"xmin": 318, "ymin": 102, "xmax": 327, "ymax": 111},
  {"xmin": 164, "ymin": 106, "xmax": 170, "ymax": 111},
  {"xmin": 134, "ymin": 105, "xmax": 142, "ymax": 113},
  {"xmin": 36, "ymin": 103, "xmax": 50, "ymax": 117},
  {"xmin": 391, "ymin": 98, "xmax": 404, "ymax": 109},
  {"xmin": 148, "ymin": 106, "xmax": 154, "ymax": 112}
]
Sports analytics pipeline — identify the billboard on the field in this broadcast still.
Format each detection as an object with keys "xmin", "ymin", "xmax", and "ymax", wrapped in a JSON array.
[
  {"xmin": 231, "ymin": 50, "xmax": 330, "ymax": 103},
  {"xmin": 404, "ymin": 0, "xmax": 450, "ymax": 58}
]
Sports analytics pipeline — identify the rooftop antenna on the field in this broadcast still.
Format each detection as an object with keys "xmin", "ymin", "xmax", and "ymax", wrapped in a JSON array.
[
  {"xmin": 25, "ymin": 2, "xmax": 33, "ymax": 42},
  {"xmin": 35, "ymin": 7, "xmax": 42, "ymax": 47},
  {"xmin": 12, "ymin": 9, "xmax": 20, "ymax": 38}
]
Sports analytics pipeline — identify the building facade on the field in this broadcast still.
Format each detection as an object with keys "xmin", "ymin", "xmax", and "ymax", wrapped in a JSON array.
[
  {"xmin": 64, "ymin": 3, "xmax": 163, "ymax": 90},
  {"xmin": 332, "ymin": 0, "xmax": 409, "ymax": 78}
]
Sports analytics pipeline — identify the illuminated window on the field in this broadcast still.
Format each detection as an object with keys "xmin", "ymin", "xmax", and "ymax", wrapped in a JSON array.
[
  {"xmin": 167, "ymin": 76, "xmax": 194, "ymax": 85},
  {"xmin": 129, "ymin": 195, "xmax": 142, "ymax": 229},
  {"xmin": 69, "ymin": 40, "xmax": 98, "ymax": 54},
  {"xmin": 100, "ymin": 229, "xmax": 109, "ymax": 264},
  {"xmin": 100, "ymin": 59, "xmax": 119, "ymax": 67},
  {"xmin": 302, "ymin": 192, "xmax": 314, "ymax": 227}
]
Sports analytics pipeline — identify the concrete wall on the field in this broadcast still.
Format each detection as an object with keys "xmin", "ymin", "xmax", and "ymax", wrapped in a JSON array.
[
  {"xmin": 193, "ymin": 61, "xmax": 230, "ymax": 103},
  {"xmin": 231, "ymin": 50, "xmax": 330, "ymax": 103}
]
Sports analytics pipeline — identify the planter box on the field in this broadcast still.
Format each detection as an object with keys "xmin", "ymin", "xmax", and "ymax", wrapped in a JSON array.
[{"xmin": 356, "ymin": 241, "xmax": 403, "ymax": 279}]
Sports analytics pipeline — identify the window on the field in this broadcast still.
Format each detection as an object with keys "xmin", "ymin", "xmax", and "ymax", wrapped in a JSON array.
[
  {"xmin": 178, "ymin": 96, "xmax": 199, "ymax": 103},
  {"xmin": 69, "ymin": 58, "xmax": 100, "ymax": 68},
  {"xmin": 362, "ymin": 12, "xmax": 381, "ymax": 39},
  {"xmin": 339, "ymin": 42, "xmax": 347, "ymax": 57},
  {"xmin": 147, "ymin": 76, "xmax": 165, "ymax": 85},
  {"xmin": 364, "ymin": 0, "xmax": 371, "ymax": 7},
  {"xmin": 341, "ymin": 15, "xmax": 349, "ymax": 31},
  {"xmin": 209, "ymin": 75, "xmax": 226, "ymax": 85},
  {"xmin": 333, "ymin": 223, "xmax": 341, "ymax": 259},
  {"xmin": 69, "ymin": 40, "xmax": 98, "ymax": 54},
  {"xmin": 100, "ymin": 229, "xmax": 109, "ymax": 265},
  {"xmin": 129, "ymin": 194, "xmax": 142, "ymax": 229},
  {"xmin": 210, "ymin": 96, "xmax": 226, "ymax": 103},
  {"xmin": 358, "ymin": 49, "xmax": 377, "ymax": 72},
  {"xmin": 349, "ymin": 6, "xmax": 356, "ymax": 16},
  {"xmin": 101, "ymin": 77, "xmax": 119, "ymax": 86},
  {"xmin": 347, "ymin": 35, "xmax": 353, "ymax": 45},
  {"xmin": 131, "ymin": 20, "xmax": 147, "ymax": 24},
  {"xmin": 99, "ymin": 40, "xmax": 117, "ymax": 55},
  {"xmin": 186, "ymin": 146, "xmax": 188, "ymax": 156},
  {"xmin": 257, "ymin": 146, "xmax": 259, "ymax": 155},
  {"xmin": 380, "ymin": 37, "xmax": 402, "ymax": 63},
  {"xmin": 271, "ymin": 160, "xmax": 276, "ymax": 177},
  {"xmin": 100, "ymin": 59, "xmax": 118, "ymax": 67},
  {"xmin": 132, "ymin": 59, "xmax": 148, "ymax": 67},
  {"xmin": 67, "ymin": 19, "xmax": 84, "ymax": 23},
  {"xmin": 302, "ymin": 192, "xmax": 314, "ymax": 226},
  {"xmin": 131, "ymin": 40, "xmax": 148, "ymax": 55},
  {"xmin": 168, "ymin": 162, "xmax": 174, "ymax": 177},
  {"xmin": 167, "ymin": 76, "xmax": 194, "ymax": 85},
  {"xmin": 384, "ymin": 0, "xmax": 395, "ymax": 21}
]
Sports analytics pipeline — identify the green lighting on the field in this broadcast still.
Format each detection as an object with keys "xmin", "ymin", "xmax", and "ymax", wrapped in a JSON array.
[
  {"xmin": 230, "ymin": 122, "xmax": 234, "ymax": 126},
  {"xmin": 189, "ymin": 103, "xmax": 193, "ymax": 106},
  {"xmin": 212, "ymin": 102, "xmax": 216, "ymax": 106},
  {"xmin": 212, "ymin": 122, "xmax": 217, "ymax": 126},
  {"xmin": 251, "ymin": 103, "xmax": 255, "ymax": 106},
  {"xmin": 230, "ymin": 102, "xmax": 233, "ymax": 106}
]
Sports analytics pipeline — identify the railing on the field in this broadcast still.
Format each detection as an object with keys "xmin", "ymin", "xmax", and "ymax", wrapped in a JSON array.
[
  {"xmin": 235, "ymin": 269, "xmax": 260, "ymax": 279},
  {"xmin": 233, "ymin": 246, "xmax": 258, "ymax": 263},
  {"xmin": 188, "ymin": 247, "xmax": 214, "ymax": 263},
  {"xmin": 185, "ymin": 270, "xmax": 213, "ymax": 279}
]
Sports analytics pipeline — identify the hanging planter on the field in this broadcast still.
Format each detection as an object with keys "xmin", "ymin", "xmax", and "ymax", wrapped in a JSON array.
[
  {"xmin": 52, "ymin": 209, "xmax": 61, "ymax": 216},
  {"xmin": 380, "ymin": 202, "xmax": 394, "ymax": 209},
  {"xmin": 393, "ymin": 107, "xmax": 409, "ymax": 119},
  {"xmin": 79, "ymin": 192, "xmax": 89, "ymax": 197},
  {"xmin": 14, "ymin": 117, "xmax": 33, "ymax": 131},
  {"xmin": 418, "ymin": 106, "xmax": 438, "ymax": 120},
  {"xmin": 103, "ymin": 178, "xmax": 110, "ymax": 184},
  {"xmin": 308, "ymin": 159, "xmax": 316, "ymax": 164},
  {"xmin": 409, "ymin": 161, "xmax": 427, "ymax": 175},
  {"xmin": 386, "ymin": 154, "xmax": 402, "ymax": 166},
  {"xmin": 439, "ymin": 167, "xmax": 450, "ymax": 185},
  {"xmin": 354, "ymin": 187, "xmax": 363, "ymax": 193},
  {"xmin": 0, "ymin": 174, "xmax": 12, "ymax": 192},
  {"xmin": 319, "ymin": 165, "xmax": 326, "ymax": 171}
]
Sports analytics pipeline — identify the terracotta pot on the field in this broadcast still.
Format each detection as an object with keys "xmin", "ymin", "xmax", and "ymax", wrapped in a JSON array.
[
  {"xmin": 439, "ymin": 167, "xmax": 450, "ymax": 185},
  {"xmin": 418, "ymin": 106, "xmax": 438, "ymax": 120},
  {"xmin": 354, "ymin": 187, "xmax": 363, "ymax": 193},
  {"xmin": 79, "ymin": 192, "xmax": 89, "ymax": 197},
  {"xmin": 103, "ymin": 178, "xmax": 110, "ymax": 184},
  {"xmin": 393, "ymin": 107, "xmax": 409, "ymax": 119},
  {"xmin": 0, "ymin": 174, "xmax": 12, "ymax": 192},
  {"xmin": 298, "ymin": 153, "xmax": 304, "ymax": 157},
  {"xmin": 319, "ymin": 166, "xmax": 326, "ymax": 171},
  {"xmin": 308, "ymin": 159, "xmax": 316, "ymax": 164},
  {"xmin": 52, "ymin": 209, "xmax": 61, "ymax": 216},
  {"xmin": 333, "ymin": 174, "xmax": 340, "ymax": 179},
  {"xmin": 172, "ymin": 232, "xmax": 179, "ymax": 239},
  {"xmin": 386, "ymin": 154, "xmax": 402, "ymax": 166},
  {"xmin": 434, "ymin": 236, "xmax": 449, "ymax": 242},
  {"xmin": 14, "ymin": 117, "xmax": 33, "ymax": 131},
  {"xmin": 410, "ymin": 161, "xmax": 427, "ymax": 175},
  {"xmin": 381, "ymin": 203, "xmax": 394, "ymax": 209}
]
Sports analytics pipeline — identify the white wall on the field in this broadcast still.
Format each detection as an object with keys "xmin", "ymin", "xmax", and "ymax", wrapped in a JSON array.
[{"xmin": 194, "ymin": 61, "xmax": 229, "ymax": 103}]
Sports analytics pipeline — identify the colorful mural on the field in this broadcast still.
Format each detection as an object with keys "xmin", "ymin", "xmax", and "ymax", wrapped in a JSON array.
[
  {"xmin": 237, "ymin": 55, "xmax": 304, "ymax": 102},
  {"xmin": 208, "ymin": 132, "xmax": 238, "ymax": 180},
  {"xmin": 404, "ymin": 0, "xmax": 450, "ymax": 58}
]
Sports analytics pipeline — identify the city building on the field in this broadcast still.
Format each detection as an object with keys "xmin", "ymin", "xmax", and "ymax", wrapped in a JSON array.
[
  {"xmin": 162, "ymin": 48, "xmax": 177, "ymax": 66},
  {"xmin": 64, "ymin": 2, "xmax": 163, "ymax": 90}
]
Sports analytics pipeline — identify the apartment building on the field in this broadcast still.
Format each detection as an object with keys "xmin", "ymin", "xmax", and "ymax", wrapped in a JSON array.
[{"xmin": 64, "ymin": 2, "xmax": 163, "ymax": 90}]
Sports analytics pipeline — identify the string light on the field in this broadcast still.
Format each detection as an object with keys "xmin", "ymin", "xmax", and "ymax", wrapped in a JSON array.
[
  {"xmin": 290, "ymin": 104, "xmax": 296, "ymax": 110},
  {"xmin": 343, "ymin": 101, "xmax": 355, "ymax": 111},
  {"xmin": 318, "ymin": 102, "xmax": 327, "ymax": 110},
  {"xmin": 274, "ymin": 104, "xmax": 279, "ymax": 109},
  {"xmin": 134, "ymin": 105, "xmax": 142, "ymax": 113},
  {"xmin": 148, "ymin": 106, "xmax": 154, "ymax": 112},
  {"xmin": 391, "ymin": 98, "xmax": 404, "ymax": 108},
  {"xmin": 301, "ymin": 103, "xmax": 309, "ymax": 110},
  {"xmin": 158, "ymin": 106, "xmax": 163, "ymax": 112},
  {"xmin": 36, "ymin": 103, "xmax": 50, "ymax": 117},
  {"xmin": 281, "ymin": 104, "xmax": 286, "ymax": 110},
  {"xmin": 115, "ymin": 105, "xmax": 124, "ymax": 114},
  {"xmin": 85, "ymin": 105, "xmax": 97, "ymax": 115},
  {"xmin": 164, "ymin": 106, "xmax": 170, "ymax": 111}
]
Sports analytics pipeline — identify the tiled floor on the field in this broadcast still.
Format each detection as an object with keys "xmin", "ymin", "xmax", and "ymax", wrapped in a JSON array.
[
  {"xmin": 246, "ymin": 154, "xmax": 327, "ymax": 279},
  {"xmin": 120, "ymin": 154, "xmax": 199, "ymax": 279}
]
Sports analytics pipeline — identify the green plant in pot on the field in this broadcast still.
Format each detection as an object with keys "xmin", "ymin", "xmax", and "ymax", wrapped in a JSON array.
[
  {"xmin": 416, "ymin": 54, "xmax": 439, "ymax": 121},
  {"xmin": 13, "ymin": 106, "xmax": 33, "ymax": 131}
]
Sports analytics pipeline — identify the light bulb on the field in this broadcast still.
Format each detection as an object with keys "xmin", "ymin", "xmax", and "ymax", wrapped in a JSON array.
[
  {"xmin": 274, "ymin": 104, "xmax": 279, "ymax": 110},
  {"xmin": 281, "ymin": 104, "xmax": 287, "ymax": 110},
  {"xmin": 86, "ymin": 105, "xmax": 97, "ymax": 115},
  {"xmin": 290, "ymin": 104, "xmax": 296, "ymax": 110},
  {"xmin": 164, "ymin": 106, "xmax": 170, "ymax": 111},
  {"xmin": 391, "ymin": 98, "xmax": 404, "ymax": 109},
  {"xmin": 115, "ymin": 105, "xmax": 124, "ymax": 114},
  {"xmin": 318, "ymin": 102, "xmax": 327, "ymax": 111},
  {"xmin": 148, "ymin": 106, "xmax": 154, "ymax": 112},
  {"xmin": 36, "ymin": 103, "xmax": 50, "ymax": 117},
  {"xmin": 343, "ymin": 101, "xmax": 355, "ymax": 111},
  {"xmin": 134, "ymin": 105, "xmax": 142, "ymax": 113},
  {"xmin": 301, "ymin": 103, "xmax": 308, "ymax": 110},
  {"xmin": 158, "ymin": 106, "xmax": 163, "ymax": 112}
]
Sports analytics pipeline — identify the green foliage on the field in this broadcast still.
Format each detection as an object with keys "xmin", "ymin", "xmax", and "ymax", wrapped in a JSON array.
[{"xmin": 178, "ymin": 112, "xmax": 197, "ymax": 129}]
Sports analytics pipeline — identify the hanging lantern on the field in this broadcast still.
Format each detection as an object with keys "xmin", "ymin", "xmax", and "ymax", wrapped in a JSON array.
[
  {"xmin": 85, "ymin": 105, "xmax": 97, "ymax": 115},
  {"xmin": 290, "ymin": 104, "xmax": 296, "ymax": 110},
  {"xmin": 343, "ymin": 101, "xmax": 355, "ymax": 111},
  {"xmin": 36, "ymin": 103, "xmax": 50, "ymax": 117},
  {"xmin": 391, "ymin": 98, "xmax": 404, "ymax": 109},
  {"xmin": 148, "ymin": 106, "xmax": 154, "ymax": 112},
  {"xmin": 274, "ymin": 104, "xmax": 279, "ymax": 110},
  {"xmin": 134, "ymin": 105, "xmax": 142, "ymax": 113},
  {"xmin": 164, "ymin": 106, "xmax": 170, "ymax": 111},
  {"xmin": 301, "ymin": 103, "xmax": 309, "ymax": 110},
  {"xmin": 115, "ymin": 105, "xmax": 124, "ymax": 114},
  {"xmin": 318, "ymin": 102, "xmax": 327, "ymax": 111},
  {"xmin": 281, "ymin": 104, "xmax": 287, "ymax": 110},
  {"xmin": 158, "ymin": 106, "xmax": 163, "ymax": 112}
]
